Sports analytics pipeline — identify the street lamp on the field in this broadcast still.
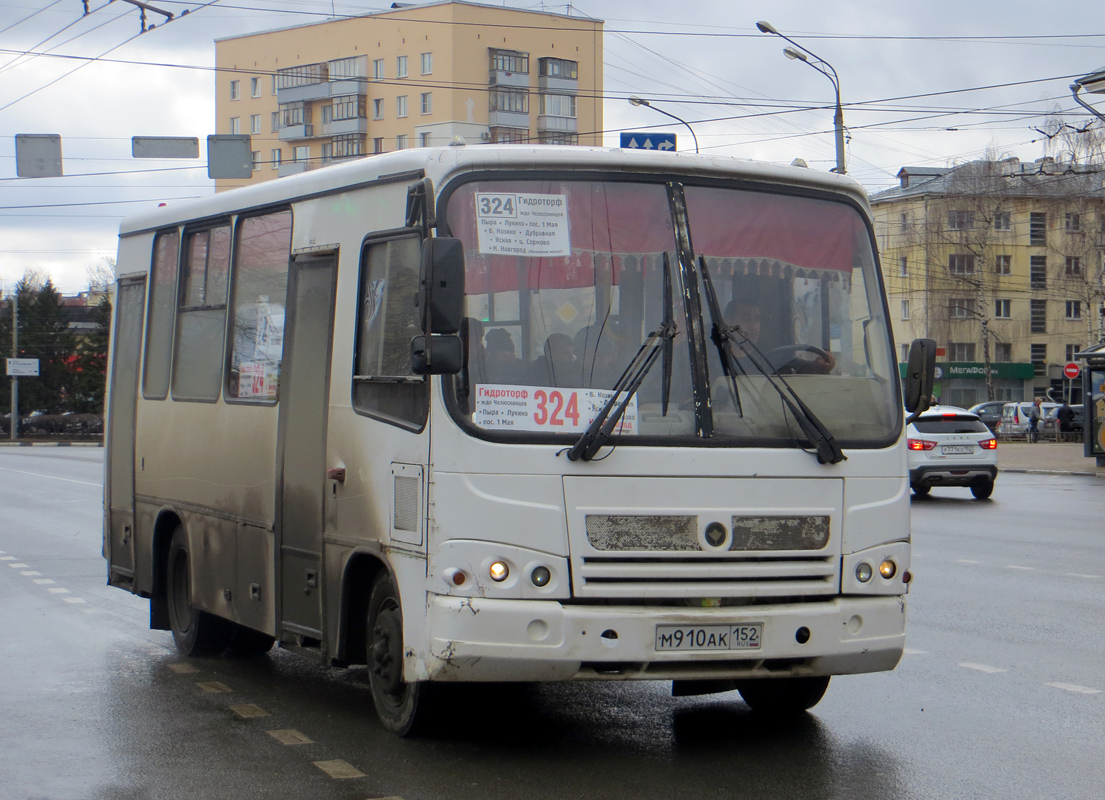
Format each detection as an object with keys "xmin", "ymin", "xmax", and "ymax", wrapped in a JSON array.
[
  {"xmin": 1070, "ymin": 65, "xmax": 1105, "ymax": 124},
  {"xmin": 627, "ymin": 96, "xmax": 699, "ymax": 154},
  {"xmin": 756, "ymin": 20, "xmax": 846, "ymax": 175}
]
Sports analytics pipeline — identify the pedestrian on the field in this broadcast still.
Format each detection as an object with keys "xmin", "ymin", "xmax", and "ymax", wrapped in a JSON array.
[
  {"xmin": 1027, "ymin": 396, "xmax": 1043, "ymax": 443},
  {"xmin": 1056, "ymin": 401, "xmax": 1074, "ymax": 434}
]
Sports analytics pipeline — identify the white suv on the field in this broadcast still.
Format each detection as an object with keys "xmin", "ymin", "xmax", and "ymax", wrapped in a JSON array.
[{"xmin": 907, "ymin": 406, "xmax": 998, "ymax": 499}]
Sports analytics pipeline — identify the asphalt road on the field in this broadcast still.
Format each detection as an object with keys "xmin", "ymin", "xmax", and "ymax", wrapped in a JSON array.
[{"xmin": 1, "ymin": 448, "xmax": 1102, "ymax": 800}]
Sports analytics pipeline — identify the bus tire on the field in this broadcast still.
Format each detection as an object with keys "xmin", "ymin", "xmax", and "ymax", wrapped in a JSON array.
[
  {"xmin": 367, "ymin": 572, "xmax": 430, "ymax": 736},
  {"xmin": 165, "ymin": 526, "xmax": 232, "ymax": 657},
  {"xmin": 734, "ymin": 676, "xmax": 830, "ymax": 714}
]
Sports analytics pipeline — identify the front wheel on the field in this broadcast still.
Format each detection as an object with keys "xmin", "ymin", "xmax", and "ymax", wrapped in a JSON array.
[
  {"xmin": 735, "ymin": 676, "xmax": 830, "ymax": 714},
  {"xmin": 165, "ymin": 526, "xmax": 232, "ymax": 657},
  {"xmin": 971, "ymin": 480, "xmax": 994, "ymax": 500},
  {"xmin": 367, "ymin": 573, "xmax": 431, "ymax": 736}
]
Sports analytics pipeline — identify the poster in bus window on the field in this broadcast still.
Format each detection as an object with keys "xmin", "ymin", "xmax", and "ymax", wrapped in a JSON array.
[
  {"xmin": 239, "ymin": 361, "xmax": 279, "ymax": 399},
  {"xmin": 473, "ymin": 383, "xmax": 637, "ymax": 434},
  {"xmin": 475, "ymin": 193, "xmax": 571, "ymax": 257}
]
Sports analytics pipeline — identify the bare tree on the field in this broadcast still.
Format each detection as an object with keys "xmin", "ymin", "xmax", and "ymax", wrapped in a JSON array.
[{"xmin": 86, "ymin": 256, "xmax": 117, "ymax": 292}]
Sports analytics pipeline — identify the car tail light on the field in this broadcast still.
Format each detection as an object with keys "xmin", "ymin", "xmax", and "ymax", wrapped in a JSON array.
[
  {"xmin": 907, "ymin": 438, "xmax": 937, "ymax": 451},
  {"xmin": 978, "ymin": 438, "xmax": 997, "ymax": 450}
]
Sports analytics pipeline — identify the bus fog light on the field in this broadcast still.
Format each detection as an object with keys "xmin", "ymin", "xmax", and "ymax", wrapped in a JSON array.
[
  {"xmin": 530, "ymin": 566, "xmax": 551, "ymax": 587},
  {"xmin": 443, "ymin": 568, "xmax": 466, "ymax": 587},
  {"xmin": 489, "ymin": 561, "xmax": 509, "ymax": 582},
  {"xmin": 879, "ymin": 559, "xmax": 897, "ymax": 579},
  {"xmin": 855, "ymin": 562, "xmax": 873, "ymax": 583}
]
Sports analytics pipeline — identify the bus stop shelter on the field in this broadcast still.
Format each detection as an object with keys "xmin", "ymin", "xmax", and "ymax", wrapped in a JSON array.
[{"xmin": 1074, "ymin": 344, "xmax": 1105, "ymax": 466}]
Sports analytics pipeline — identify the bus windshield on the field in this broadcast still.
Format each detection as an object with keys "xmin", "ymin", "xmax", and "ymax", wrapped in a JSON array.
[{"xmin": 444, "ymin": 176, "xmax": 898, "ymax": 446}]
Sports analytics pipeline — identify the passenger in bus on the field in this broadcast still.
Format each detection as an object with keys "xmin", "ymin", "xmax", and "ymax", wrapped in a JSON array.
[
  {"xmin": 532, "ymin": 332, "xmax": 578, "ymax": 386},
  {"xmin": 483, "ymin": 327, "xmax": 523, "ymax": 384},
  {"xmin": 724, "ymin": 298, "xmax": 835, "ymax": 374}
]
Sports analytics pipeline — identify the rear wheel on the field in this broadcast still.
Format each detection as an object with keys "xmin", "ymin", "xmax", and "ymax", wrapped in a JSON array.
[
  {"xmin": 971, "ymin": 479, "xmax": 994, "ymax": 500},
  {"xmin": 165, "ymin": 526, "xmax": 232, "ymax": 656},
  {"xmin": 367, "ymin": 573, "xmax": 431, "ymax": 736},
  {"xmin": 735, "ymin": 676, "xmax": 830, "ymax": 714},
  {"xmin": 910, "ymin": 483, "xmax": 931, "ymax": 496}
]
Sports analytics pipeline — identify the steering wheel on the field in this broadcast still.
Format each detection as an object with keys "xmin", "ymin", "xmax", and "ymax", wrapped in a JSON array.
[{"xmin": 765, "ymin": 344, "xmax": 833, "ymax": 374}]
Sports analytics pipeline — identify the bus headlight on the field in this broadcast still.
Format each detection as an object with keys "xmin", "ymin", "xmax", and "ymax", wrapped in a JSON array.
[
  {"xmin": 879, "ymin": 559, "xmax": 897, "ymax": 579},
  {"xmin": 489, "ymin": 561, "xmax": 509, "ymax": 582},
  {"xmin": 855, "ymin": 562, "xmax": 873, "ymax": 582},
  {"xmin": 530, "ymin": 566, "xmax": 551, "ymax": 587}
]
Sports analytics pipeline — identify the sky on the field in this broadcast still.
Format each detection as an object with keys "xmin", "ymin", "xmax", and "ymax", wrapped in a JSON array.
[{"xmin": 1, "ymin": 0, "xmax": 1104, "ymax": 294}]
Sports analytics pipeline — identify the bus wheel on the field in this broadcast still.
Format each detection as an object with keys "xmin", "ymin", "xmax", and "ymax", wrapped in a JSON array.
[
  {"xmin": 734, "ymin": 676, "xmax": 830, "ymax": 714},
  {"xmin": 165, "ymin": 526, "xmax": 231, "ymax": 657},
  {"xmin": 366, "ymin": 573, "xmax": 429, "ymax": 736}
]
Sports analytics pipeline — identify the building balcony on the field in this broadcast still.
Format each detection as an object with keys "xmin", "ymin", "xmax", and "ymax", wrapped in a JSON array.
[
  {"xmin": 320, "ymin": 117, "xmax": 369, "ymax": 137},
  {"xmin": 538, "ymin": 76, "xmax": 578, "ymax": 94},
  {"xmin": 489, "ymin": 110, "xmax": 530, "ymax": 129},
  {"xmin": 279, "ymin": 124, "xmax": 314, "ymax": 141},
  {"xmin": 278, "ymin": 78, "xmax": 366, "ymax": 105},
  {"xmin": 489, "ymin": 70, "xmax": 529, "ymax": 89},
  {"xmin": 277, "ymin": 161, "xmax": 311, "ymax": 178},
  {"xmin": 537, "ymin": 115, "xmax": 577, "ymax": 133}
]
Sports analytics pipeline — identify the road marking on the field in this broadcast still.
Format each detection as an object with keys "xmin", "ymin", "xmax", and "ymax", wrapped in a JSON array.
[
  {"xmin": 46, "ymin": 587, "xmax": 70, "ymax": 594},
  {"xmin": 63, "ymin": 597, "xmax": 87, "ymax": 604},
  {"xmin": 7, "ymin": 563, "xmax": 30, "ymax": 568},
  {"xmin": 312, "ymin": 760, "xmax": 365, "ymax": 780},
  {"xmin": 168, "ymin": 663, "xmax": 200, "ymax": 674},
  {"xmin": 20, "ymin": 570, "xmax": 42, "ymax": 576},
  {"xmin": 0, "ymin": 465, "xmax": 101, "ymax": 487},
  {"xmin": 33, "ymin": 578, "xmax": 55, "ymax": 585},
  {"xmin": 955, "ymin": 559, "xmax": 980, "ymax": 564},
  {"xmin": 267, "ymin": 729, "xmax": 313, "ymax": 745},
  {"xmin": 1063, "ymin": 573, "xmax": 1102, "ymax": 579},
  {"xmin": 195, "ymin": 681, "xmax": 232, "ymax": 693},
  {"xmin": 903, "ymin": 648, "xmax": 927, "ymax": 655},
  {"xmin": 230, "ymin": 704, "xmax": 270, "ymax": 718},
  {"xmin": 1046, "ymin": 682, "xmax": 1102, "ymax": 695},
  {"xmin": 959, "ymin": 662, "xmax": 1007, "ymax": 674},
  {"xmin": 1006, "ymin": 565, "xmax": 1033, "ymax": 571},
  {"xmin": 0, "ymin": 556, "xmax": 16, "ymax": 561}
]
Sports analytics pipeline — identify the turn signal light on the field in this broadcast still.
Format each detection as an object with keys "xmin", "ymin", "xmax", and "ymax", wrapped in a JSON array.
[
  {"xmin": 489, "ymin": 561, "xmax": 509, "ymax": 582},
  {"xmin": 879, "ymin": 559, "xmax": 897, "ymax": 579},
  {"xmin": 979, "ymin": 438, "xmax": 997, "ymax": 450},
  {"xmin": 908, "ymin": 438, "xmax": 937, "ymax": 451}
]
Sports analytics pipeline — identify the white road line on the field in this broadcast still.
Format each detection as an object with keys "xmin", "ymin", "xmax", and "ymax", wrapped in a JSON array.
[
  {"xmin": 46, "ymin": 587, "xmax": 70, "ymax": 594},
  {"xmin": 1006, "ymin": 565, "xmax": 1033, "ymax": 571},
  {"xmin": 0, "ymin": 556, "xmax": 15, "ymax": 561},
  {"xmin": 312, "ymin": 760, "xmax": 365, "ymax": 780},
  {"xmin": 903, "ymin": 648, "xmax": 927, "ymax": 655},
  {"xmin": 959, "ymin": 662, "xmax": 1007, "ymax": 674},
  {"xmin": 1063, "ymin": 573, "xmax": 1102, "ymax": 579},
  {"xmin": 955, "ymin": 559, "xmax": 980, "ymax": 564},
  {"xmin": 63, "ymin": 597, "xmax": 87, "ymax": 604},
  {"xmin": 0, "ymin": 465, "xmax": 101, "ymax": 487},
  {"xmin": 20, "ymin": 571, "xmax": 42, "ymax": 576},
  {"xmin": 1046, "ymin": 682, "xmax": 1102, "ymax": 695},
  {"xmin": 7, "ymin": 563, "xmax": 30, "ymax": 568},
  {"xmin": 267, "ymin": 729, "xmax": 314, "ymax": 745},
  {"xmin": 32, "ymin": 578, "xmax": 55, "ymax": 585}
]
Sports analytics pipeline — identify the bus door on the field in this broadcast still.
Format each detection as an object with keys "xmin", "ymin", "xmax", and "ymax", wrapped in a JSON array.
[
  {"xmin": 276, "ymin": 252, "xmax": 337, "ymax": 642},
  {"xmin": 105, "ymin": 276, "xmax": 146, "ymax": 589}
]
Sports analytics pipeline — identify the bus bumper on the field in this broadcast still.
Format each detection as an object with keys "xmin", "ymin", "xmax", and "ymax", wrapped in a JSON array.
[{"xmin": 420, "ymin": 594, "xmax": 906, "ymax": 682}]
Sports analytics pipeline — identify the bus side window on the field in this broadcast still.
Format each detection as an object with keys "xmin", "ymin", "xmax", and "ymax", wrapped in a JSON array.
[
  {"xmin": 226, "ymin": 210, "xmax": 292, "ymax": 402},
  {"xmin": 352, "ymin": 235, "xmax": 428, "ymax": 430},
  {"xmin": 142, "ymin": 230, "xmax": 180, "ymax": 400},
  {"xmin": 172, "ymin": 223, "xmax": 231, "ymax": 402}
]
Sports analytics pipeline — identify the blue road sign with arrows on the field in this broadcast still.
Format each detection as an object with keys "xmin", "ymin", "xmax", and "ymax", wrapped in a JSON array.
[{"xmin": 620, "ymin": 132, "xmax": 677, "ymax": 151}]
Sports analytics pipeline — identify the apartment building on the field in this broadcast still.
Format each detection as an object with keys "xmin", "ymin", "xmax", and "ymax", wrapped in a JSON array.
[
  {"xmin": 213, "ymin": 1, "xmax": 603, "ymax": 190},
  {"xmin": 871, "ymin": 157, "xmax": 1105, "ymax": 406}
]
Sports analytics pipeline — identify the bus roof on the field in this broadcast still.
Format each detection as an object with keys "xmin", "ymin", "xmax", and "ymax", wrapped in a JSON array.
[{"xmin": 118, "ymin": 145, "xmax": 871, "ymax": 237}]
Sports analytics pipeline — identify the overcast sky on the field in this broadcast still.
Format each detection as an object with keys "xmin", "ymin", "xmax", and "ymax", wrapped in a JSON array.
[{"xmin": 1, "ymin": 0, "xmax": 1103, "ymax": 293}]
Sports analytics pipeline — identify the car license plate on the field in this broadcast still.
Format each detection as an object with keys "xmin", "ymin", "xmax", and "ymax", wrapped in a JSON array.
[
  {"xmin": 942, "ymin": 445, "xmax": 974, "ymax": 454},
  {"xmin": 655, "ymin": 624, "xmax": 762, "ymax": 651}
]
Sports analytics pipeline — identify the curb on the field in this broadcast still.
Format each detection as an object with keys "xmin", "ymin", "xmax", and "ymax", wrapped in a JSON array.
[
  {"xmin": 1000, "ymin": 467, "xmax": 1104, "ymax": 478},
  {"xmin": 0, "ymin": 441, "xmax": 103, "ymax": 447}
]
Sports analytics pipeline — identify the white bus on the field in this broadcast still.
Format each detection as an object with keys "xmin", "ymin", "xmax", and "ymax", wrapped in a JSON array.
[{"xmin": 104, "ymin": 145, "xmax": 933, "ymax": 735}]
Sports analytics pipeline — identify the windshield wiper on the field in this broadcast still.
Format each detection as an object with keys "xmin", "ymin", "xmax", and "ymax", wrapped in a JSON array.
[
  {"xmin": 567, "ymin": 257, "xmax": 679, "ymax": 462},
  {"xmin": 698, "ymin": 256, "xmax": 846, "ymax": 466},
  {"xmin": 699, "ymin": 254, "xmax": 743, "ymax": 418}
]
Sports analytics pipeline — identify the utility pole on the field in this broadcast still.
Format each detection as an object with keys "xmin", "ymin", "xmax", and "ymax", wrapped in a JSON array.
[{"xmin": 10, "ymin": 291, "xmax": 17, "ymax": 441}]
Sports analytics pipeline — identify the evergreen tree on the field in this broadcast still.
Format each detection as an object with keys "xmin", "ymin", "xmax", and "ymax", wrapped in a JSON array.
[
  {"xmin": 67, "ymin": 295, "xmax": 111, "ymax": 414},
  {"xmin": 12, "ymin": 274, "xmax": 68, "ymax": 415}
]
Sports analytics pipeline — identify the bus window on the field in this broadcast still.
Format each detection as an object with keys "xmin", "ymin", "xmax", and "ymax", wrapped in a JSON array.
[
  {"xmin": 352, "ymin": 235, "xmax": 428, "ymax": 429},
  {"xmin": 172, "ymin": 223, "xmax": 231, "ymax": 401},
  {"xmin": 227, "ymin": 210, "xmax": 292, "ymax": 402},
  {"xmin": 142, "ymin": 230, "xmax": 179, "ymax": 399}
]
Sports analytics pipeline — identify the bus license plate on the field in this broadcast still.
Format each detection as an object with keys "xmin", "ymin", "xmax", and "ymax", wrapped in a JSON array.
[
  {"xmin": 655, "ymin": 624, "xmax": 762, "ymax": 652},
  {"xmin": 942, "ymin": 445, "xmax": 974, "ymax": 454}
]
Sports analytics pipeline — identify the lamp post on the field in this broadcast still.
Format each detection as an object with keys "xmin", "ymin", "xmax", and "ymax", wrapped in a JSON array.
[
  {"xmin": 1070, "ymin": 65, "xmax": 1105, "ymax": 124},
  {"xmin": 627, "ymin": 96, "xmax": 699, "ymax": 154},
  {"xmin": 756, "ymin": 20, "xmax": 845, "ymax": 175}
]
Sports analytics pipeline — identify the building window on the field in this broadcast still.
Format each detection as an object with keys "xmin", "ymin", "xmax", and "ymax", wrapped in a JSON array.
[
  {"xmin": 1030, "ymin": 212, "xmax": 1047, "ymax": 245},
  {"xmin": 251, "ymin": 150, "xmax": 261, "ymax": 171},
  {"xmin": 538, "ymin": 57, "xmax": 578, "ymax": 79},
  {"xmin": 329, "ymin": 56, "xmax": 361, "ymax": 79},
  {"xmin": 321, "ymin": 105, "xmax": 332, "ymax": 125},
  {"xmin": 332, "ymin": 134, "xmax": 364, "ymax": 158},
  {"xmin": 396, "ymin": 95, "xmax": 408, "ymax": 118},
  {"xmin": 490, "ymin": 88, "xmax": 529, "ymax": 113},
  {"xmin": 490, "ymin": 49, "xmax": 529, "ymax": 74},
  {"xmin": 1030, "ymin": 299, "xmax": 1047, "ymax": 333},
  {"xmin": 1066, "ymin": 343, "xmax": 1082, "ymax": 362},
  {"xmin": 373, "ymin": 59, "xmax": 385, "ymax": 79},
  {"xmin": 271, "ymin": 111, "xmax": 280, "ymax": 132},
  {"xmin": 230, "ymin": 80, "xmax": 240, "ymax": 100},
  {"xmin": 420, "ymin": 92, "xmax": 432, "ymax": 115},
  {"xmin": 373, "ymin": 137, "xmax": 385, "ymax": 154},
  {"xmin": 994, "ymin": 211, "xmax": 1011, "ymax": 231},
  {"xmin": 1065, "ymin": 213, "xmax": 1081, "ymax": 232},
  {"xmin": 272, "ymin": 74, "xmax": 278, "ymax": 95},
  {"xmin": 229, "ymin": 117, "xmax": 240, "ymax": 135},
  {"xmin": 949, "ymin": 298, "xmax": 975, "ymax": 319},
  {"xmin": 948, "ymin": 254, "xmax": 975, "ymax": 275},
  {"xmin": 1031, "ymin": 343, "xmax": 1047, "ymax": 375},
  {"xmin": 899, "ymin": 256, "xmax": 907, "ymax": 277},
  {"xmin": 995, "ymin": 342, "xmax": 1012, "ymax": 362},
  {"xmin": 250, "ymin": 77, "xmax": 261, "ymax": 98},
  {"xmin": 995, "ymin": 299, "xmax": 1011, "ymax": 319},
  {"xmin": 271, "ymin": 148, "xmax": 281, "ymax": 169},
  {"xmin": 373, "ymin": 98, "xmax": 384, "ymax": 120},
  {"xmin": 539, "ymin": 93, "xmax": 576, "ymax": 117},
  {"xmin": 332, "ymin": 95, "xmax": 366, "ymax": 121},
  {"xmin": 396, "ymin": 134, "xmax": 407, "ymax": 150},
  {"xmin": 293, "ymin": 145, "xmax": 309, "ymax": 163},
  {"xmin": 995, "ymin": 254, "xmax": 1011, "ymax": 274},
  {"xmin": 900, "ymin": 343, "xmax": 910, "ymax": 363},
  {"xmin": 1030, "ymin": 255, "xmax": 1047, "ymax": 289},
  {"xmin": 281, "ymin": 103, "xmax": 310, "ymax": 126},
  {"xmin": 1067, "ymin": 300, "xmax": 1082, "ymax": 320},
  {"xmin": 947, "ymin": 210, "xmax": 974, "ymax": 230},
  {"xmin": 421, "ymin": 52, "xmax": 432, "ymax": 75},
  {"xmin": 1065, "ymin": 256, "xmax": 1082, "ymax": 276},
  {"xmin": 949, "ymin": 342, "xmax": 976, "ymax": 362},
  {"xmin": 396, "ymin": 56, "xmax": 408, "ymax": 78},
  {"xmin": 250, "ymin": 114, "xmax": 261, "ymax": 135},
  {"xmin": 898, "ymin": 300, "xmax": 908, "ymax": 320},
  {"xmin": 490, "ymin": 126, "xmax": 528, "ymax": 143},
  {"xmin": 538, "ymin": 131, "xmax": 579, "ymax": 145},
  {"xmin": 899, "ymin": 213, "xmax": 908, "ymax": 233},
  {"xmin": 419, "ymin": 131, "xmax": 431, "ymax": 147}
]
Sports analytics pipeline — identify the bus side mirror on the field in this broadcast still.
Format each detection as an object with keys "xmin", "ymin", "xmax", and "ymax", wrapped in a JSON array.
[
  {"xmin": 904, "ymin": 337, "xmax": 937, "ymax": 422},
  {"xmin": 418, "ymin": 237, "xmax": 465, "ymax": 335},
  {"xmin": 410, "ymin": 334, "xmax": 463, "ymax": 375}
]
